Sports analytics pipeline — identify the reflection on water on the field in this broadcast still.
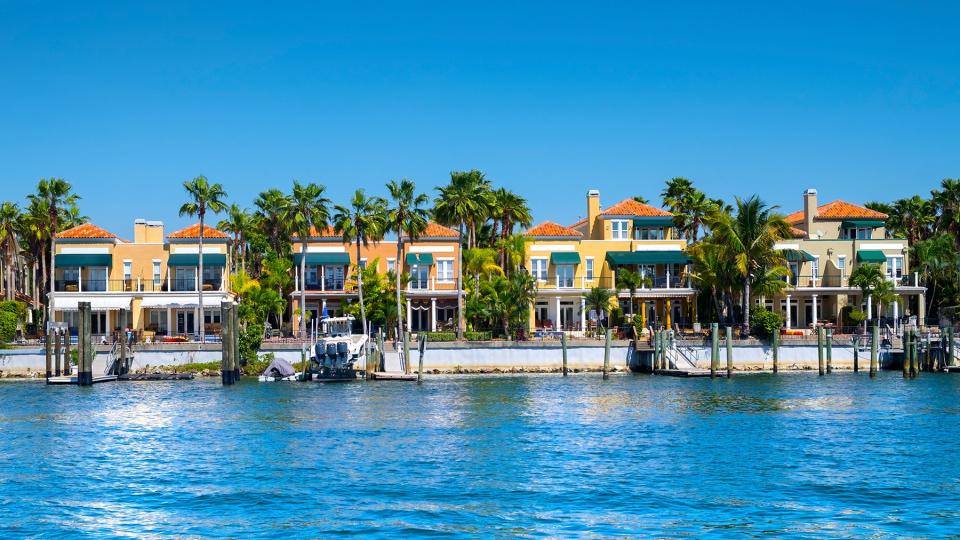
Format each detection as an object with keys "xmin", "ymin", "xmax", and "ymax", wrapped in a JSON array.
[{"xmin": 1, "ymin": 373, "xmax": 960, "ymax": 537}]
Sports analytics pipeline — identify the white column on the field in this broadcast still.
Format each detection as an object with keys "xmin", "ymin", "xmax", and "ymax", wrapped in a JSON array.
[
  {"xmin": 555, "ymin": 296, "xmax": 561, "ymax": 330},
  {"xmin": 294, "ymin": 267, "xmax": 299, "ymax": 291},
  {"xmin": 194, "ymin": 307, "xmax": 200, "ymax": 336},
  {"xmin": 580, "ymin": 297, "xmax": 586, "ymax": 331},
  {"xmin": 666, "ymin": 268, "xmax": 671, "ymax": 289},
  {"xmin": 321, "ymin": 266, "xmax": 325, "ymax": 291},
  {"xmin": 406, "ymin": 298, "xmax": 412, "ymax": 332},
  {"xmin": 167, "ymin": 308, "xmax": 173, "ymax": 336},
  {"xmin": 78, "ymin": 268, "xmax": 83, "ymax": 292},
  {"xmin": 893, "ymin": 297, "xmax": 899, "ymax": 333},
  {"xmin": 811, "ymin": 294, "xmax": 818, "ymax": 327},
  {"xmin": 866, "ymin": 295, "xmax": 872, "ymax": 321},
  {"xmin": 430, "ymin": 298, "xmax": 437, "ymax": 332},
  {"xmin": 321, "ymin": 298, "xmax": 327, "ymax": 314},
  {"xmin": 194, "ymin": 267, "xmax": 199, "ymax": 292},
  {"xmin": 785, "ymin": 295, "xmax": 792, "ymax": 329}
]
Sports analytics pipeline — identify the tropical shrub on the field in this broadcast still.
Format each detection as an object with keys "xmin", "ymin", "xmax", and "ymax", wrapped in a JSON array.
[
  {"xmin": 0, "ymin": 311, "xmax": 16, "ymax": 342},
  {"xmin": 749, "ymin": 307, "xmax": 783, "ymax": 338}
]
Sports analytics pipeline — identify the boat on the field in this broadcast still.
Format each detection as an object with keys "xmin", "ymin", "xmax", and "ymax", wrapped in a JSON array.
[
  {"xmin": 304, "ymin": 316, "xmax": 368, "ymax": 381},
  {"xmin": 258, "ymin": 357, "xmax": 299, "ymax": 382}
]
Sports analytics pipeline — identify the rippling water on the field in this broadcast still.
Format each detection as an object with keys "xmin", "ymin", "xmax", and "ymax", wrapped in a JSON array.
[{"xmin": 2, "ymin": 373, "xmax": 960, "ymax": 538}]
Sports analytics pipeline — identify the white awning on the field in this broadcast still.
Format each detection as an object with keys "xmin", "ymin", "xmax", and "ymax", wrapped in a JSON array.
[
  {"xmin": 140, "ymin": 295, "xmax": 227, "ymax": 309},
  {"xmin": 53, "ymin": 296, "xmax": 132, "ymax": 311}
]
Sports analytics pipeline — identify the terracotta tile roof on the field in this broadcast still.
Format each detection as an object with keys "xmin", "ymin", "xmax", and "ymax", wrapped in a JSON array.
[
  {"xmin": 600, "ymin": 199, "xmax": 673, "ymax": 217},
  {"xmin": 568, "ymin": 216, "xmax": 588, "ymax": 228},
  {"xmin": 291, "ymin": 225, "xmax": 340, "ymax": 238},
  {"xmin": 168, "ymin": 223, "xmax": 229, "ymax": 239},
  {"xmin": 784, "ymin": 200, "xmax": 888, "ymax": 225},
  {"xmin": 56, "ymin": 223, "xmax": 118, "ymax": 239},
  {"xmin": 524, "ymin": 221, "xmax": 583, "ymax": 238},
  {"xmin": 421, "ymin": 222, "xmax": 459, "ymax": 238},
  {"xmin": 789, "ymin": 226, "xmax": 807, "ymax": 238}
]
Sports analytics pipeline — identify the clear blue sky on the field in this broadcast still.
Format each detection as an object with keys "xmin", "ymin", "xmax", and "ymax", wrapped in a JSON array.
[{"xmin": 1, "ymin": 1, "xmax": 958, "ymax": 236}]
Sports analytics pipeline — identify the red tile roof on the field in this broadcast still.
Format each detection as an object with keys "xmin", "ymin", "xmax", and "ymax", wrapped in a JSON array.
[
  {"xmin": 600, "ymin": 199, "xmax": 673, "ymax": 217},
  {"xmin": 56, "ymin": 223, "xmax": 118, "ymax": 239},
  {"xmin": 789, "ymin": 226, "xmax": 807, "ymax": 238},
  {"xmin": 291, "ymin": 225, "xmax": 340, "ymax": 238},
  {"xmin": 168, "ymin": 223, "xmax": 229, "ymax": 239},
  {"xmin": 420, "ymin": 222, "xmax": 459, "ymax": 238},
  {"xmin": 524, "ymin": 221, "xmax": 583, "ymax": 238},
  {"xmin": 784, "ymin": 200, "xmax": 888, "ymax": 225}
]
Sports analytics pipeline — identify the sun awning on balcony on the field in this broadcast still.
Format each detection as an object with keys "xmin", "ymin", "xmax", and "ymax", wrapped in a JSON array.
[
  {"xmin": 781, "ymin": 249, "xmax": 815, "ymax": 262},
  {"xmin": 841, "ymin": 219, "xmax": 885, "ymax": 229},
  {"xmin": 550, "ymin": 252, "xmax": 581, "ymax": 265},
  {"xmin": 140, "ymin": 295, "xmax": 226, "ymax": 309},
  {"xmin": 293, "ymin": 252, "xmax": 351, "ymax": 265},
  {"xmin": 405, "ymin": 253, "xmax": 435, "ymax": 266},
  {"xmin": 167, "ymin": 253, "xmax": 227, "ymax": 266},
  {"xmin": 52, "ymin": 296, "xmax": 131, "ymax": 311},
  {"xmin": 632, "ymin": 217, "xmax": 675, "ymax": 227},
  {"xmin": 856, "ymin": 250, "xmax": 888, "ymax": 263},
  {"xmin": 605, "ymin": 251, "xmax": 690, "ymax": 265},
  {"xmin": 54, "ymin": 254, "xmax": 112, "ymax": 267}
]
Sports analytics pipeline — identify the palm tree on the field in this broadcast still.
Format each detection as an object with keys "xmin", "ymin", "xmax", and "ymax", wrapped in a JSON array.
[
  {"xmin": 491, "ymin": 188, "xmax": 532, "ymax": 269},
  {"xmin": 912, "ymin": 233, "xmax": 957, "ymax": 318},
  {"xmin": 615, "ymin": 268, "xmax": 644, "ymax": 319},
  {"xmin": 689, "ymin": 241, "xmax": 739, "ymax": 325},
  {"xmin": 495, "ymin": 233, "xmax": 528, "ymax": 276},
  {"xmin": 434, "ymin": 170, "xmax": 493, "ymax": 339},
  {"xmin": 32, "ymin": 178, "xmax": 78, "ymax": 322},
  {"xmin": 887, "ymin": 195, "xmax": 935, "ymax": 246},
  {"xmin": 583, "ymin": 286, "xmax": 614, "ymax": 335},
  {"xmin": 678, "ymin": 190, "xmax": 716, "ymax": 244},
  {"xmin": 260, "ymin": 255, "xmax": 294, "ymax": 332},
  {"xmin": 462, "ymin": 247, "xmax": 503, "ymax": 293},
  {"xmin": 849, "ymin": 263, "xmax": 885, "ymax": 331},
  {"xmin": 661, "ymin": 177, "xmax": 694, "ymax": 215},
  {"xmin": 218, "ymin": 204, "xmax": 253, "ymax": 273},
  {"xmin": 386, "ymin": 179, "xmax": 429, "ymax": 342},
  {"xmin": 0, "ymin": 202, "xmax": 20, "ymax": 300},
  {"xmin": 708, "ymin": 196, "xmax": 791, "ymax": 334},
  {"xmin": 254, "ymin": 188, "xmax": 292, "ymax": 255},
  {"xmin": 506, "ymin": 271, "xmax": 537, "ymax": 338},
  {"xmin": 288, "ymin": 181, "xmax": 331, "ymax": 337},
  {"xmin": 332, "ymin": 189, "xmax": 388, "ymax": 336},
  {"xmin": 179, "ymin": 175, "xmax": 228, "ymax": 342},
  {"xmin": 632, "ymin": 196, "xmax": 650, "ymax": 205},
  {"xmin": 932, "ymin": 178, "xmax": 960, "ymax": 239}
]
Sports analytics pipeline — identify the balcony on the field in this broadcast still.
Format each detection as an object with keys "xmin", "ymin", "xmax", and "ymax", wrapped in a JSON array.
[
  {"xmin": 785, "ymin": 273, "xmax": 919, "ymax": 289},
  {"xmin": 302, "ymin": 279, "xmax": 348, "ymax": 292},
  {"xmin": 406, "ymin": 277, "xmax": 457, "ymax": 292},
  {"xmin": 533, "ymin": 274, "xmax": 691, "ymax": 291}
]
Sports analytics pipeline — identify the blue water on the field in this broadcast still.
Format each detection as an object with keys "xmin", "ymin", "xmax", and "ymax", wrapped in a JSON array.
[{"xmin": 2, "ymin": 373, "xmax": 960, "ymax": 538}]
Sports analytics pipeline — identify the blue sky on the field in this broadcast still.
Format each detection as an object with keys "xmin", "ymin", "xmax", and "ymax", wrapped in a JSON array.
[{"xmin": 1, "ymin": 1, "xmax": 958, "ymax": 236}]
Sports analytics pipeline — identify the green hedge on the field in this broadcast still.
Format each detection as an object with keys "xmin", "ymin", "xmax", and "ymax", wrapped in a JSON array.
[{"xmin": 419, "ymin": 331, "xmax": 492, "ymax": 342}]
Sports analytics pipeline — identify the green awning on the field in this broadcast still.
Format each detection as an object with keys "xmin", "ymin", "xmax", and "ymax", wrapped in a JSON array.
[
  {"xmin": 842, "ymin": 220, "xmax": 885, "ymax": 229},
  {"xmin": 54, "ymin": 253, "xmax": 112, "ymax": 267},
  {"xmin": 605, "ymin": 251, "xmax": 691, "ymax": 265},
  {"xmin": 550, "ymin": 252, "xmax": 581, "ymax": 265},
  {"xmin": 781, "ymin": 249, "xmax": 815, "ymax": 262},
  {"xmin": 633, "ymin": 217, "xmax": 675, "ymax": 227},
  {"xmin": 168, "ymin": 253, "xmax": 227, "ymax": 266},
  {"xmin": 293, "ymin": 252, "xmax": 351, "ymax": 265},
  {"xmin": 856, "ymin": 250, "xmax": 887, "ymax": 263},
  {"xmin": 405, "ymin": 253, "xmax": 435, "ymax": 266}
]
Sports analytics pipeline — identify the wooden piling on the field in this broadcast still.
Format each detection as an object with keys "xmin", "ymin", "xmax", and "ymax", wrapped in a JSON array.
[
  {"xmin": 902, "ymin": 329, "xmax": 910, "ymax": 378},
  {"xmin": 45, "ymin": 331, "xmax": 52, "ymax": 381},
  {"xmin": 602, "ymin": 328, "xmax": 611, "ymax": 380},
  {"xmin": 417, "ymin": 334, "xmax": 426, "ymax": 385},
  {"xmin": 710, "ymin": 323, "xmax": 719, "ymax": 378},
  {"xmin": 232, "ymin": 304, "xmax": 241, "ymax": 381},
  {"xmin": 924, "ymin": 332, "xmax": 932, "ymax": 372},
  {"xmin": 221, "ymin": 301, "xmax": 234, "ymax": 385},
  {"xmin": 561, "ymin": 331, "xmax": 568, "ymax": 376},
  {"xmin": 817, "ymin": 327, "xmax": 825, "ymax": 376},
  {"xmin": 725, "ymin": 326, "xmax": 733, "ymax": 378},
  {"xmin": 772, "ymin": 330, "xmax": 779, "ymax": 374},
  {"xmin": 949, "ymin": 327, "xmax": 956, "ymax": 368},
  {"xmin": 63, "ymin": 329, "xmax": 70, "ymax": 376},
  {"xmin": 870, "ymin": 324, "xmax": 878, "ymax": 377},
  {"xmin": 852, "ymin": 336, "xmax": 859, "ymax": 373},
  {"xmin": 119, "ymin": 309, "xmax": 128, "ymax": 376},
  {"xmin": 911, "ymin": 328, "xmax": 919, "ymax": 379},
  {"xmin": 403, "ymin": 330, "xmax": 411, "ymax": 374},
  {"xmin": 78, "ymin": 301, "xmax": 93, "ymax": 386},
  {"xmin": 825, "ymin": 328, "xmax": 833, "ymax": 374}
]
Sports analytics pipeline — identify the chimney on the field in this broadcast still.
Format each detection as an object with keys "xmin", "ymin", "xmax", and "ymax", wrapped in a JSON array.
[
  {"xmin": 133, "ymin": 219, "xmax": 147, "ymax": 243},
  {"xmin": 803, "ymin": 189, "xmax": 818, "ymax": 239},
  {"xmin": 134, "ymin": 219, "xmax": 164, "ymax": 243},
  {"xmin": 586, "ymin": 189, "xmax": 601, "ymax": 239}
]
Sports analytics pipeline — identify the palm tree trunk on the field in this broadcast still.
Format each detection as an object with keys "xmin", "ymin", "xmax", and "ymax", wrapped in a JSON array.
[
  {"xmin": 198, "ymin": 212, "xmax": 205, "ymax": 342},
  {"xmin": 299, "ymin": 237, "xmax": 308, "ymax": 337},
  {"xmin": 742, "ymin": 280, "xmax": 751, "ymax": 335},
  {"xmin": 456, "ymin": 224, "xmax": 465, "ymax": 339},
  {"xmin": 356, "ymin": 238, "xmax": 367, "ymax": 335},
  {"xmin": 395, "ymin": 236, "xmax": 404, "ymax": 341}
]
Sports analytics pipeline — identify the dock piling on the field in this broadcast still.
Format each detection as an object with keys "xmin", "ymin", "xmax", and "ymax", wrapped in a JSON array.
[
  {"xmin": 817, "ymin": 327, "xmax": 825, "ymax": 376},
  {"xmin": 45, "ymin": 331, "xmax": 53, "ymax": 382},
  {"xmin": 78, "ymin": 301, "xmax": 93, "ymax": 386},
  {"xmin": 232, "ymin": 305, "xmax": 240, "ymax": 381},
  {"xmin": 119, "ymin": 308, "xmax": 128, "ymax": 376},
  {"xmin": 220, "ymin": 301, "xmax": 234, "ymax": 385},
  {"xmin": 561, "ymin": 332, "xmax": 568, "ymax": 376},
  {"xmin": 403, "ymin": 330, "xmax": 411, "ymax": 374},
  {"xmin": 772, "ymin": 330, "xmax": 779, "ymax": 374},
  {"xmin": 949, "ymin": 327, "xmax": 956, "ymax": 368},
  {"xmin": 911, "ymin": 328, "xmax": 920, "ymax": 378},
  {"xmin": 710, "ymin": 323, "xmax": 719, "ymax": 378},
  {"xmin": 602, "ymin": 328, "xmax": 611, "ymax": 379},
  {"xmin": 417, "ymin": 334, "xmax": 426, "ymax": 384},
  {"xmin": 63, "ymin": 329, "xmax": 70, "ymax": 376},
  {"xmin": 902, "ymin": 329, "xmax": 910, "ymax": 378},
  {"xmin": 725, "ymin": 326, "xmax": 733, "ymax": 378},
  {"xmin": 826, "ymin": 328, "xmax": 833, "ymax": 374},
  {"xmin": 870, "ymin": 325, "xmax": 878, "ymax": 377}
]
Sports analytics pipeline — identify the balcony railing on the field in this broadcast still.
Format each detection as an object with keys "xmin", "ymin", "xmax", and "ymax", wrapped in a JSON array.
[
  {"xmin": 532, "ymin": 275, "xmax": 692, "ymax": 290},
  {"xmin": 406, "ymin": 277, "xmax": 457, "ymax": 291},
  {"xmin": 785, "ymin": 272, "xmax": 919, "ymax": 288},
  {"xmin": 54, "ymin": 277, "xmax": 225, "ymax": 293}
]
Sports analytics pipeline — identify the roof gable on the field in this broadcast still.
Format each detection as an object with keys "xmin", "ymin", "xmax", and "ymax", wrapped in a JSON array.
[
  {"xmin": 525, "ymin": 221, "xmax": 582, "ymax": 238},
  {"xmin": 168, "ymin": 223, "xmax": 229, "ymax": 239},
  {"xmin": 56, "ymin": 223, "xmax": 118, "ymax": 240},
  {"xmin": 785, "ymin": 200, "xmax": 887, "ymax": 225},
  {"xmin": 600, "ymin": 199, "xmax": 673, "ymax": 218}
]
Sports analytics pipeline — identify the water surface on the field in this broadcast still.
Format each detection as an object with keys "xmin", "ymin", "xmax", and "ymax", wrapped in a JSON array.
[{"xmin": 2, "ymin": 373, "xmax": 959, "ymax": 538}]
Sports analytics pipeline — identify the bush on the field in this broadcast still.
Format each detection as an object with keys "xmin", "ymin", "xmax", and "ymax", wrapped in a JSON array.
[
  {"xmin": 0, "ymin": 301, "xmax": 26, "ymax": 322},
  {"xmin": 0, "ymin": 311, "xmax": 16, "ymax": 342},
  {"xmin": 749, "ymin": 307, "xmax": 783, "ymax": 338},
  {"xmin": 420, "ymin": 331, "xmax": 492, "ymax": 342},
  {"xmin": 239, "ymin": 323, "xmax": 264, "ymax": 366},
  {"xmin": 847, "ymin": 308, "xmax": 867, "ymax": 325}
]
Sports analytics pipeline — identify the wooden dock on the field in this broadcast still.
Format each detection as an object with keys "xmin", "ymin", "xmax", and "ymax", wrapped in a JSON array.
[
  {"xmin": 369, "ymin": 371, "xmax": 418, "ymax": 381},
  {"xmin": 47, "ymin": 374, "xmax": 118, "ymax": 385}
]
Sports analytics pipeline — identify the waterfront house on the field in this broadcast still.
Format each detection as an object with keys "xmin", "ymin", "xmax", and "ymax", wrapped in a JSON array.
[
  {"xmin": 289, "ymin": 222, "xmax": 461, "ymax": 334},
  {"xmin": 50, "ymin": 220, "xmax": 233, "ymax": 339},
  {"xmin": 768, "ymin": 188, "xmax": 926, "ymax": 329},
  {"xmin": 525, "ymin": 190, "xmax": 696, "ymax": 334}
]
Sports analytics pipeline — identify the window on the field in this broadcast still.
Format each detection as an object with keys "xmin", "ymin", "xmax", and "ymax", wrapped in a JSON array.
[
  {"xmin": 174, "ymin": 267, "xmax": 195, "ymax": 291},
  {"xmin": 359, "ymin": 258, "xmax": 367, "ymax": 269},
  {"xmin": 530, "ymin": 258, "xmax": 548, "ymax": 280},
  {"xmin": 843, "ymin": 227, "xmax": 872, "ymax": 240},
  {"xmin": 410, "ymin": 265, "xmax": 429, "ymax": 289},
  {"xmin": 202, "ymin": 266, "xmax": 222, "ymax": 289},
  {"xmin": 556, "ymin": 264, "xmax": 575, "ymax": 288},
  {"xmin": 634, "ymin": 227, "xmax": 665, "ymax": 240},
  {"xmin": 305, "ymin": 265, "xmax": 318, "ymax": 287},
  {"xmin": 611, "ymin": 220, "xmax": 629, "ymax": 240},
  {"xmin": 811, "ymin": 257, "xmax": 820, "ymax": 281},
  {"xmin": 585, "ymin": 257, "xmax": 595, "ymax": 280},
  {"xmin": 88, "ymin": 267, "xmax": 107, "ymax": 292},
  {"xmin": 886, "ymin": 256, "xmax": 903, "ymax": 279},
  {"xmin": 437, "ymin": 259, "xmax": 454, "ymax": 282},
  {"xmin": 387, "ymin": 258, "xmax": 395, "ymax": 273},
  {"xmin": 123, "ymin": 260, "xmax": 132, "ymax": 281},
  {"xmin": 204, "ymin": 309, "xmax": 222, "ymax": 325},
  {"xmin": 152, "ymin": 261, "xmax": 162, "ymax": 287},
  {"xmin": 837, "ymin": 256, "xmax": 846, "ymax": 277},
  {"xmin": 148, "ymin": 310, "xmax": 167, "ymax": 334},
  {"xmin": 324, "ymin": 265, "xmax": 345, "ymax": 290}
]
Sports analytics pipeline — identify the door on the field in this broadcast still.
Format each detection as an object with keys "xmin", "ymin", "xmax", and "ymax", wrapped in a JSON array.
[
  {"xmin": 177, "ymin": 310, "xmax": 196, "ymax": 335},
  {"xmin": 560, "ymin": 304, "xmax": 575, "ymax": 330},
  {"xmin": 410, "ymin": 265, "xmax": 429, "ymax": 289},
  {"xmin": 556, "ymin": 265, "xmax": 574, "ymax": 288},
  {"xmin": 91, "ymin": 312, "xmax": 107, "ymax": 334}
]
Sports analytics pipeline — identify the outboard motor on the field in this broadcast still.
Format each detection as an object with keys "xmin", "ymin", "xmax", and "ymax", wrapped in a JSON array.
[
  {"xmin": 314, "ymin": 343, "xmax": 325, "ymax": 364},
  {"xmin": 326, "ymin": 343, "xmax": 338, "ymax": 367},
  {"xmin": 337, "ymin": 341, "xmax": 349, "ymax": 366}
]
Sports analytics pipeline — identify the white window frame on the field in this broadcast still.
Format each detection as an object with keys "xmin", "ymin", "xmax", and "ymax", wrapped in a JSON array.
[
  {"xmin": 437, "ymin": 258, "xmax": 454, "ymax": 282},
  {"xmin": 387, "ymin": 258, "xmax": 395, "ymax": 273},
  {"xmin": 886, "ymin": 256, "xmax": 903, "ymax": 279},
  {"xmin": 585, "ymin": 257, "xmax": 595, "ymax": 280},
  {"xmin": 610, "ymin": 219, "xmax": 629, "ymax": 240},
  {"xmin": 123, "ymin": 260, "xmax": 132, "ymax": 281},
  {"xmin": 359, "ymin": 258, "xmax": 367, "ymax": 270},
  {"xmin": 812, "ymin": 256, "xmax": 820, "ymax": 281},
  {"xmin": 152, "ymin": 260, "xmax": 162, "ymax": 287},
  {"xmin": 530, "ymin": 257, "xmax": 548, "ymax": 281},
  {"xmin": 837, "ymin": 255, "xmax": 846, "ymax": 278}
]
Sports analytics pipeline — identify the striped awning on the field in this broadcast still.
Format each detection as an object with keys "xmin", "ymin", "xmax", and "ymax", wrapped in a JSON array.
[
  {"xmin": 52, "ymin": 296, "xmax": 131, "ymax": 311},
  {"xmin": 406, "ymin": 253, "xmax": 435, "ymax": 266}
]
